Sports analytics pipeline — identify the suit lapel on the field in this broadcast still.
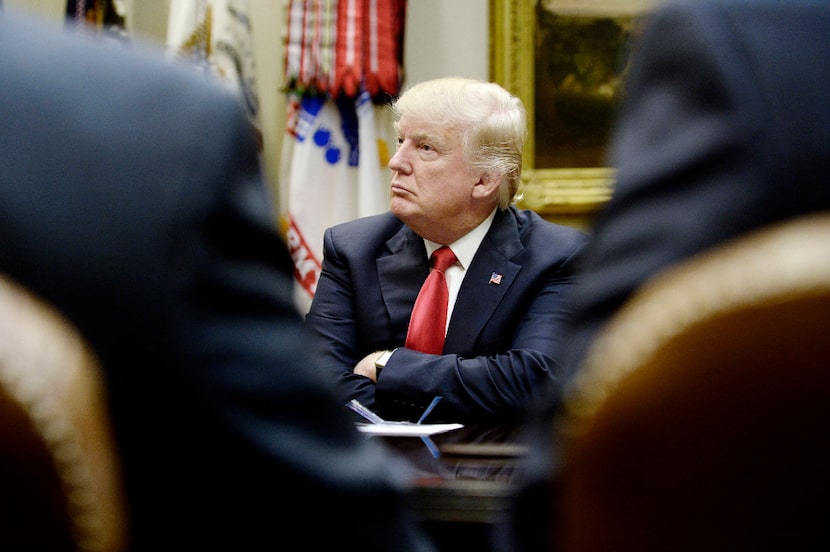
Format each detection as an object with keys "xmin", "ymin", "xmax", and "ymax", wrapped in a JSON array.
[
  {"xmin": 376, "ymin": 209, "xmax": 524, "ymax": 349},
  {"xmin": 377, "ymin": 226, "xmax": 427, "ymax": 336},
  {"xmin": 444, "ymin": 209, "xmax": 523, "ymax": 352}
]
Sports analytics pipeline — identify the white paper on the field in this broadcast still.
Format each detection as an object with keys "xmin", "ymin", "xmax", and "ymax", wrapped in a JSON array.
[{"xmin": 356, "ymin": 422, "xmax": 464, "ymax": 437}]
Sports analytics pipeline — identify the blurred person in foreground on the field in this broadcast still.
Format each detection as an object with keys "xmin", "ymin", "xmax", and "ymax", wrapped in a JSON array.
[
  {"xmin": 504, "ymin": 0, "xmax": 830, "ymax": 549},
  {"xmin": 0, "ymin": 7, "xmax": 433, "ymax": 551},
  {"xmin": 306, "ymin": 77, "xmax": 588, "ymax": 424}
]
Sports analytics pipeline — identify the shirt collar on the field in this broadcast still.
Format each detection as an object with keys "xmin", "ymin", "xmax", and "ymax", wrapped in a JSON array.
[{"xmin": 422, "ymin": 208, "xmax": 497, "ymax": 269}]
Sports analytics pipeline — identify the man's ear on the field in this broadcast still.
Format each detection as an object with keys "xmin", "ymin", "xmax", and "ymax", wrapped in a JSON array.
[{"xmin": 471, "ymin": 171, "xmax": 502, "ymax": 199}]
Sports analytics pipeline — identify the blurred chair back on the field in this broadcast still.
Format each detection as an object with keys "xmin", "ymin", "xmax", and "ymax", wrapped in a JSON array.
[
  {"xmin": 0, "ymin": 274, "xmax": 126, "ymax": 552},
  {"xmin": 554, "ymin": 212, "xmax": 830, "ymax": 551}
]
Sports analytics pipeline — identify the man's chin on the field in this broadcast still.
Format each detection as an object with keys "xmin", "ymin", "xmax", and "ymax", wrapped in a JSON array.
[{"xmin": 390, "ymin": 200, "xmax": 413, "ymax": 220}]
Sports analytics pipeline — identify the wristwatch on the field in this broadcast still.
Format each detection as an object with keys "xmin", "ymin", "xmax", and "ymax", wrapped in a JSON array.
[{"xmin": 374, "ymin": 350, "xmax": 394, "ymax": 380}]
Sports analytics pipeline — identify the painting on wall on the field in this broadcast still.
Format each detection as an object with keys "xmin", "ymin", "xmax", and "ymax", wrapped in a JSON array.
[{"xmin": 490, "ymin": 0, "xmax": 657, "ymax": 225}]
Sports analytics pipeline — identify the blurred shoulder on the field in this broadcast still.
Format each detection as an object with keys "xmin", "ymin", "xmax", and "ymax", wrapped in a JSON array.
[
  {"xmin": 0, "ymin": 9, "xmax": 241, "ymax": 115},
  {"xmin": 649, "ymin": 0, "xmax": 830, "ymax": 25}
]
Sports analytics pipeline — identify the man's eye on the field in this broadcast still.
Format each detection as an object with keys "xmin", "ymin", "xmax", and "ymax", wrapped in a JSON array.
[{"xmin": 420, "ymin": 144, "xmax": 433, "ymax": 152}]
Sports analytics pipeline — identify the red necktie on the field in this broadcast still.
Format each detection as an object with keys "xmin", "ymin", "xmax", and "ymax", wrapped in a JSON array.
[{"xmin": 406, "ymin": 246, "xmax": 457, "ymax": 354}]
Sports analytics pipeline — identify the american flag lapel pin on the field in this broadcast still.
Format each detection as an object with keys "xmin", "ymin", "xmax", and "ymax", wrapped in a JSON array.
[{"xmin": 488, "ymin": 272, "xmax": 503, "ymax": 285}]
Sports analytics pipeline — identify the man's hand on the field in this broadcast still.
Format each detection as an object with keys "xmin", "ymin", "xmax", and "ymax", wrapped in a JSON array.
[{"xmin": 353, "ymin": 350, "xmax": 389, "ymax": 383}]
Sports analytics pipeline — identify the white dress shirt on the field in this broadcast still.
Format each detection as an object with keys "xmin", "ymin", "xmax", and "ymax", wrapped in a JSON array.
[{"xmin": 421, "ymin": 208, "xmax": 497, "ymax": 333}]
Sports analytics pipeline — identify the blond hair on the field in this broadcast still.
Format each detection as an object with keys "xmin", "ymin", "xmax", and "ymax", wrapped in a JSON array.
[{"xmin": 391, "ymin": 77, "xmax": 527, "ymax": 209}]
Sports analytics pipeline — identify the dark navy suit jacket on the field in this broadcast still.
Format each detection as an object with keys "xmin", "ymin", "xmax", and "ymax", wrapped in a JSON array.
[
  {"xmin": 505, "ymin": 2, "xmax": 830, "ymax": 550},
  {"xmin": 562, "ymin": 0, "xmax": 830, "ymax": 377},
  {"xmin": 0, "ymin": 11, "xmax": 431, "ymax": 552},
  {"xmin": 306, "ymin": 207, "xmax": 588, "ymax": 423}
]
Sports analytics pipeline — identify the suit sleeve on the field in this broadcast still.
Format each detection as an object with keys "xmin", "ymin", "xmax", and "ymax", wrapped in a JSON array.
[{"xmin": 305, "ymin": 226, "xmax": 381, "ymax": 409}]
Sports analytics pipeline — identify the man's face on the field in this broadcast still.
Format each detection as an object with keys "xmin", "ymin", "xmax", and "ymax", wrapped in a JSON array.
[{"xmin": 388, "ymin": 116, "xmax": 481, "ymax": 239}]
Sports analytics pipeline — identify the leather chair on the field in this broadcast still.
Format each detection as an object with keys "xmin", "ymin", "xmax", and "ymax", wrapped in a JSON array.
[
  {"xmin": 553, "ymin": 213, "xmax": 830, "ymax": 551},
  {"xmin": 0, "ymin": 274, "xmax": 126, "ymax": 552}
]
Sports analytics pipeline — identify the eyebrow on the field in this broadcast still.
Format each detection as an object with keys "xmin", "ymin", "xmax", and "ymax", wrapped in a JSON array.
[{"xmin": 401, "ymin": 128, "xmax": 450, "ymax": 150}]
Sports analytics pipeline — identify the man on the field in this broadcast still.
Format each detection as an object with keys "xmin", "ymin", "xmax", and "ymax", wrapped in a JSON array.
[
  {"xmin": 505, "ymin": 1, "xmax": 830, "ymax": 549},
  {"xmin": 0, "ymin": 9, "xmax": 432, "ymax": 551},
  {"xmin": 561, "ymin": 0, "xmax": 830, "ymax": 379},
  {"xmin": 306, "ymin": 77, "xmax": 588, "ymax": 423}
]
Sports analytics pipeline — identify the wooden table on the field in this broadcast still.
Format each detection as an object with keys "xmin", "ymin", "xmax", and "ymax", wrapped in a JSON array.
[{"xmin": 379, "ymin": 424, "xmax": 528, "ymax": 551}]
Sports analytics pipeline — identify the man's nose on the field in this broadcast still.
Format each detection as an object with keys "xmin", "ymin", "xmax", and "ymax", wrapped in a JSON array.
[{"xmin": 388, "ymin": 147, "xmax": 409, "ymax": 172}]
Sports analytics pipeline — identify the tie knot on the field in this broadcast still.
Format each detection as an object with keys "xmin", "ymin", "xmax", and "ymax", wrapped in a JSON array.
[{"xmin": 431, "ymin": 246, "xmax": 457, "ymax": 273}]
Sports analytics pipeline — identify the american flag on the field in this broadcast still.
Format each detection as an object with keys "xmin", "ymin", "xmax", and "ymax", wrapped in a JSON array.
[{"xmin": 489, "ymin": 272, "xmax": 503, "ymax": 285}]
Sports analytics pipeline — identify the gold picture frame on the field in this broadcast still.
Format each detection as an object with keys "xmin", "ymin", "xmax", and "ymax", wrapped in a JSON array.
[{"xmin": 490, "ymin": 0, "xmax": 657, "ymax": 228}]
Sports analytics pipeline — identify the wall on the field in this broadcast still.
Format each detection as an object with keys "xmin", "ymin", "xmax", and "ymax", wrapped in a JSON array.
[
  {"xmin": 4, "ymin": 0, "xmax": 489, "ymax": 214},
  {"xmin": 404, "ymin": 0, "xmax": 489, "ymax": 84}
]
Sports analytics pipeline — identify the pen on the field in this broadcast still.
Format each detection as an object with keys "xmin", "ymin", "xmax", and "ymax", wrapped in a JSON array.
[
  {"xmin": 420, "ymin": 436, "xmax": 441, "ymax": 458},
  {"xmin": 347, "ymin": 399, "xmax": 385, "ymax": 425},
  {"xmin": 417, "ymin": 396, "xmax": 442, "ymax": 424}
]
